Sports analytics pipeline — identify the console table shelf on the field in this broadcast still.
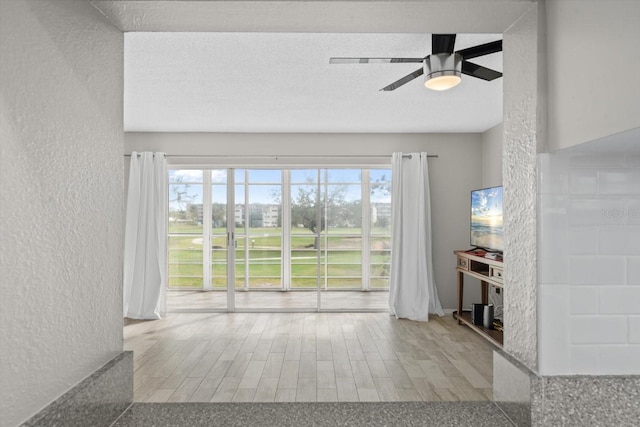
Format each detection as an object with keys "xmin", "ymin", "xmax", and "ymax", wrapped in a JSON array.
[
  {"xmin": 454, "ymin": 311, "xmax": 504, "ymax": 347},
  {"xmin": 454, "ymin": 250, "xmax": 504, "ymax": 348}
]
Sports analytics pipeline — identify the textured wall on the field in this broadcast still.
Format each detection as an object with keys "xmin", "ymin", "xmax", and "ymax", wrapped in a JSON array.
[
  {"xmin": 502, "ymin": 3, "xmax": 545, "ymax": 371},
  {"xmin": 125, "ymin": 132, "xmax": 484, "ymax": 311},
  {"xmin": 0, "ymin": 1, "xmax": 124, "ymax": 425}
]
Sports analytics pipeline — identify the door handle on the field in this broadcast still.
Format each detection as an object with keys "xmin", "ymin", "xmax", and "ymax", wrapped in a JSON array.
[{"xmin": 228, "ymin": 232, "xmax": 237, "ymax": 248}]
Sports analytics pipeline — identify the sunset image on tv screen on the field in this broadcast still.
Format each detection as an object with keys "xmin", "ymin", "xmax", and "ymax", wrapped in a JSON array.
[{"xmin": 471, "ymin": 186, "xmax": 503, "ymax": 251}]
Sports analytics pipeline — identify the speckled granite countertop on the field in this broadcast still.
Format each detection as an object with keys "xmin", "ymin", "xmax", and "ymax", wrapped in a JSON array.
[{"xmin": 113, "ymin": 401, "xmax": 514, "ymax": 426}]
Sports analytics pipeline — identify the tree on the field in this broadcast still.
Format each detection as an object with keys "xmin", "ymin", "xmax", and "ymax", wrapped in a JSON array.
[
  {"xmin": 376, "ymin": 215, "xmax": 390, "ymax": 229},
  {"xmin": 169, "ymin": 177, "xmax": 197, "ymax": 221},
  {"xmin": 291, "ymin": 184, "xmax": 350, "ymax": 248},
  {"xmin": 187, "ymin": 204, "xmax": 201, "ymax": 223},
  {"xmin": 370, "ymin": 173, "xmax": 391, "ymax": 198},
  {"xmin": 211, "ymin": 203, "xmax": 227, "ymax": 228},
  {"xmin": 370, "ymin": 173, "xmax": 391, "ymax": 229}
]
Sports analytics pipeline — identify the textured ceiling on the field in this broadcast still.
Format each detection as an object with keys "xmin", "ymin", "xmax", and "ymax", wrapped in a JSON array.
[
  {"xmin": 91, "ymin": 0, "xmax": 524, "ymax": 133},
  {"xmin": 124, "ymin": 32, "xmax": 503, "ymax": 133}
]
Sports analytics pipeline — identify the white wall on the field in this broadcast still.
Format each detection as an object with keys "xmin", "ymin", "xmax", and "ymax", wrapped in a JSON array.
[
  {"xmin": 482, "ymin": 122, "xmax": 503, "ymax": 188},
  {"xmin": 538, "ymin": 127, "xmax": 640, "ymax": 375},
  {"xmin": 126, "ymin": 132, "xmax": 484, "ymax": 310},
  {"xmin": 0, "ymin": 1, "xmax": 124, "ymax": 425},
  {"xmin": 546, "ymin": 0, "xmax": 640, "ymax": 151}
]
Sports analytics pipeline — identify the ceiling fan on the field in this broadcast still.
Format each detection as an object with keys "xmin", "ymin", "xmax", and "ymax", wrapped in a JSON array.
[{"xmin": 329, "ymin": 34, "xmax": 503, "ymax": 91}]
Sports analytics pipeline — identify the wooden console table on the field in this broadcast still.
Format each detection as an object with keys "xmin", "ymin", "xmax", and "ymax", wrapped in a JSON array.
[{"xmin": 454, "ymin": 250, "xmax": 503, "ymax": 348}]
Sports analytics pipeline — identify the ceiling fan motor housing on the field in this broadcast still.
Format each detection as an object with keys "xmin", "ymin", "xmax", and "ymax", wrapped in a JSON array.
[{"xmin": 424, "ymin": 53, "xmax": 462, "ymax": 82}]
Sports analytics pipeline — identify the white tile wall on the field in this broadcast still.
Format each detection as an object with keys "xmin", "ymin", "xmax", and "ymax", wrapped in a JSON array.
[
  {"xmin": 569, "ymin": 286, "xmax": 597, "ymax": 315},
  {"xmin": 569, "ymin": 169, "xmax": 598, "ymax": 194},
  {"xmin": 599, "ymin": 287, "xmax": 640, "ymax": 314},
  {"xmin": 629, "ymin": 317, "xmax": 640, "ymax": 344},
  {"xmin": 598, "ymin": 169, "xmax": 640, "ymax": 194},
  {"xmin": 538, "ymin": 284, "xmax": 570, "ymax": 373},
  {"xmin": 598, "ymin": 346, "xmax": 640, "ymax": 373},
  {"xmin": 568, "ymin": 228, "xmax": 598, "ymax": 255},
  {"xmin": 599, "ymin": 227, "xmax": 640, "ymax": 255},
  {"xmin": 628, "ymin": 257, "xmax": 640, "ymax": 284},
  {"xmin": 569, "ymin": 345, "xmax": 600, "ymax": 373},
  {"xmin": 629, "ymin": 198, "xmax": 640, "ymax": 225},
  {"xmin": 537, "ymin": 131, "xmax": 640, "ymax": 375},
  {"xmin": 568, "ymin": 198, "xmax": 629, "ymax": 226},
  {"xmin": 538, "ymin": 195, "xmax": 569, "ymax": 284},
  {"xmin": 627, "ymin": 154, "xmax": 640, "ymax": 167},
  {"xmin": 570, "ymin": 316, "xmax": 628, "ymax": 344},
  {"xmin": 570, "ymin": 256, "xmax": 626, "ymax": 285}
]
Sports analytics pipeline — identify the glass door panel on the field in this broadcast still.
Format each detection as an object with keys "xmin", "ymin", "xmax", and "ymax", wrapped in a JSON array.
[
  {"xmin": 234, "ymin": 175, "xmax": 246, "ymax": 292},
  {"xmin": 211, "ymin": 172, "xmax": 228, "ymax": 296},
  {"xmin": 247, "ymin": 183, "xmax": 282, "ymax": 290},
  {"xmin": 167, "ymin": 170, "xmax": 227, "ymax": 311},
  {"xmin": 167, "ymin": 171, "xmax": 204, "ymax": 305},
  {"xmin": 320, "ymin": 168, "xmax": 390, "ymax": 310},
  {"xmin": 370, "ymin": 236, "xmax": 391, "ymax": 289},
  {"xmin": 286, "ymin": 171, "xmax": 319, "ymax": 309},
  {"xmin": 236, "ymin": 170, "xmax": 300, "ymax": 310},
  {"xmin": 320, "ymin": 169, "xmax": 361, "ymax": 309},
  {"xmin": 369, "ymin": 169, "xmax": 392, "ymax": 292}
]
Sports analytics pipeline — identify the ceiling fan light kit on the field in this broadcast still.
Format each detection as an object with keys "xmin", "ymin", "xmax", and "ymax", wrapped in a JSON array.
[{"xmin": 424, "ymin": 53, "xmax": 462, "ymax": 91}]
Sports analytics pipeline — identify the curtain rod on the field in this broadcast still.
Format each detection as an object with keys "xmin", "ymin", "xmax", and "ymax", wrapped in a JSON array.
[{"xmin": 124, "ymin": 154, "xmax": 437, "ymax": 159}]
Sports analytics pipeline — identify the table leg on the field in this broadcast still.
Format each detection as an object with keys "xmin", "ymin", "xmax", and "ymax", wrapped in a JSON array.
[
  {"xmin": 481, "ymin": 281, "xmax": 489, "ymax": 305},
  {"xmin": 457, "ymin": 271, "xmax": 464, "ymax": 324}
]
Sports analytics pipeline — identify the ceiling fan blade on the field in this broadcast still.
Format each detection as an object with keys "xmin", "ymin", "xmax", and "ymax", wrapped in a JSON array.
[
  {"xmin": 380, "ymin": 67, "xmax": 424, "ymax": 91},
  {"xmin": 432, "ymin": 34, "xmax": 456, "ymax": 54},
  {"xmin": 456, "ymin": 40, "xmax": 502, "ymax": 60},
  {"xmin": 461, "ymin": 61, "xmax": 503, "ymax": 81},
  {"xmin": 329, "ymin": 57, "xmax": 423, "ymax": 64}
]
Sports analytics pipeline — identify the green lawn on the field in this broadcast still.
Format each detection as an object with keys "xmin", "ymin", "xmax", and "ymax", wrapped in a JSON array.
[{"xmin": 168, "ymin": 224, "xmax": 390, "ymax": 290}]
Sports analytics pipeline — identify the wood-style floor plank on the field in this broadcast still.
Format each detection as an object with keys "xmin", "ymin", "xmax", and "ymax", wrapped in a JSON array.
[
  {"xmin": 211, "ymin": 378, "xmax": 240, "ymax": 402},
  {"xmin": 336, "ymin": 377, "xmax": 359, "ymax": 402},
  {"xmin": 253, "ymin": 377, "xmax": 278, "ymax": 402},
  {"xmin": 125, "ymin": 311, "xmax": 496, "ymax": 403}
]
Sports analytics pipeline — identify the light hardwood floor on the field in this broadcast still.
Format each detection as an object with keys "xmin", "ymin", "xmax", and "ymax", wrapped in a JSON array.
[{"xmin": 124, "ymin": 312, "xmax": 495, "ymax": 403}]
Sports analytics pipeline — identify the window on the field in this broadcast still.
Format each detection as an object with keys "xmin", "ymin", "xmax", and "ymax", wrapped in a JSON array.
[{"xmin": 167, "ymin": 168, "xmax": 391, "ymax": 291}]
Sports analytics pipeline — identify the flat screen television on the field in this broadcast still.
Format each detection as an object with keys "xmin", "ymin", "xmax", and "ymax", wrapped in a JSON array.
[{"xmin": 470, "ymin": 186, "xmax": 504, "ymax": 253}]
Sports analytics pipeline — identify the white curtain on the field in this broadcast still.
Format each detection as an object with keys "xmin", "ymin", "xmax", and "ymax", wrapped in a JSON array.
[
  {"xmin": 123, "ymin": 152, "xmax": 168, "ymax": 319},
  {"xmin": 389, "ymin": 152, "xmax": 444, "ymax": 321}
]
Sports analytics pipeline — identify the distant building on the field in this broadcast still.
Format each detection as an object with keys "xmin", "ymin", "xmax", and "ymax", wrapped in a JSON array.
[
  {"xmin": 262, "ymin": 205, "xmax": 280, "ymax": 227},
  {"xmin": 235, "ymin": 205, "xmax": 244, "ymax": 226},
  {"xmin": 186, "ymin": 203, "xmax": 280, "ymax": 228},
  {"xmin": 372, "ymin": 203, "xmax": 391, "ymax": 226}
]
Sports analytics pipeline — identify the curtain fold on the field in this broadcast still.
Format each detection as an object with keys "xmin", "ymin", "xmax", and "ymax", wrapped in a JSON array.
[
  {"xmin": 389, "ymin": 152, "xmax": 444, "ymax": 321},
  {"xmin": 123, "ymin": 152, "xmax": 168, "ymax": 319}
]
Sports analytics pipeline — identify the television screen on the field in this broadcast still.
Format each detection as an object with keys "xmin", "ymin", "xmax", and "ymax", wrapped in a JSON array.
[{"xmin": 470, "ymin": 186, "xmax": 504, "ymax": 252}]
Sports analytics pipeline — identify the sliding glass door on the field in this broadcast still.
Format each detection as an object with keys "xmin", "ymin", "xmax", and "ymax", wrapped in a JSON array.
[
  {"xmin": 234, "ymin": 169, "xmax": 318, "ymax": 310},
  {"xmin": 166, "ymin": 167, "xmax": 390, "ymax": 312},
  {"xmin": 168, "ymin": 169, "xmax": 229, "ymax": 310}
]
